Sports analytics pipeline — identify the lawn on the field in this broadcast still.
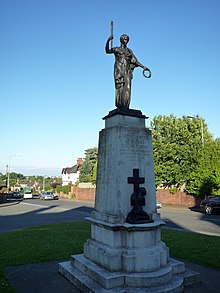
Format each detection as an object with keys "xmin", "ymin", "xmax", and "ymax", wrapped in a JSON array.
[{"xmin": 1, "ymin": 222, "xmax": 220, "ymax": 292}]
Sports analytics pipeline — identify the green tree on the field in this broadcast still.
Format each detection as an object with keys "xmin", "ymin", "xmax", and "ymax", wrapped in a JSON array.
[
  {"xmin": 9, "ymin": 172, "xmax": 25, "ymax": 180},
  {"xmin": 151, "ymin": 115, "xmax": 203, "ymax": 188},
  {"xmin": 56, "ymin": 184, "xmax": 71, "ymax": 194},
  {"xmin": 151, "ymin": 114, "xmax": 220, "ymax": 196},
  {"xmin": 91, "ymin": 160, "xmax": 98, "ymax": 184},
  {"xmin": 79, "ymin": 147, "xmax": 98, "ymax": 182},
  {"xmin": 0, "ymin": 173, "xmax": 6, "ymax": 186},
  {"xmin": 186, "ymin": 137, "xmax": 220, "ymax": 195}
]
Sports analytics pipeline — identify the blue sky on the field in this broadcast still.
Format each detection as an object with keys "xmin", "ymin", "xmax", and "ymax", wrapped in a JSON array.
[{"xmin": 1, "ymin": 0, "xmax": 220, "ymax": 176}]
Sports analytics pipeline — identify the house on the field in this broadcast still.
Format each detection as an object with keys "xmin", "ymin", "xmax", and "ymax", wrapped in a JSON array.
[{"xmin": 61, "ymin": 158, "xmax": 83, "ymax": 186}]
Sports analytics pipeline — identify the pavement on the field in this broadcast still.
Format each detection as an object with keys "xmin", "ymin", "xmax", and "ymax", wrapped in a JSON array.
[{"xmin": 4, "ymin": 258, "xmax": 220, "ymax": 293}]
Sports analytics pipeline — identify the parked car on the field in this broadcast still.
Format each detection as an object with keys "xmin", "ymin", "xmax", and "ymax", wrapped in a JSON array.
[
  {"xmin": 156, "ymin": 201, "xmax": 162, "ymax": 209},
  {"xmin": 23, "ymin": 191, "xmax": 33, "ymax": 199},
  {"xmin": 40, "ymin": 191, "xmax": 59, "ymax": 200},
  {"xmin": 200, "ymin": 196, "xmax": 220, "ymax": 215},
  {"xmin": 12, "ymin": 192, "xmax": 23, "ymax": 199},
  {"xmin": 6, "ymin": 192, "xmax": 15, "ymax": 199}
]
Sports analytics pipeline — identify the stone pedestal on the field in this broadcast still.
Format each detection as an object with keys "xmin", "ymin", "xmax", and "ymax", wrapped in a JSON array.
[
  {"xmin": 59, "ymin": 109, "xmax": 200, "ymax": 292},
  {"xmin": 94, "ymin": 109, "xmax": 157, "ymax": 224}
]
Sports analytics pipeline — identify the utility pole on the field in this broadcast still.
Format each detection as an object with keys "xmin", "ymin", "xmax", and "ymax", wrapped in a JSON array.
[
  {"xmin": 7, "ymin": 154, "xmax": 20, "ymax": 193},
  {"xmin": 6, "ymin": 164, "xmax": 9, "ymax": 193}
]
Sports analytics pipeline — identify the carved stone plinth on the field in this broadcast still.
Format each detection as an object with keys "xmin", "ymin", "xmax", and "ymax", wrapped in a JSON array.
[{"xmin": 59, "ymin": 110, "xmax": 200, "ymax": 292}]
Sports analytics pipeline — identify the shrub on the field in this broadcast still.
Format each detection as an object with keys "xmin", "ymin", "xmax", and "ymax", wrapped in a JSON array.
[{"xmin": 56, "ymin": 185, "xmax": 71, "ymax": 194}]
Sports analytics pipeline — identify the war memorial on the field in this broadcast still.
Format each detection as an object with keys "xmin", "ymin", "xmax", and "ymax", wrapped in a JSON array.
[{"xmin": 59, "ymin": 25, "xmax": 200, "ymax": 292}]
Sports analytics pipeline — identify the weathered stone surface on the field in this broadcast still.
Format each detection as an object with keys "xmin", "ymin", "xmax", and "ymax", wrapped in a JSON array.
[
  {"xmin": 59, "ymin": 111, "xmax": 200, "ymax": 292},
  {"xmin": 95, "ymin": 114, "xmax": 157, "ymax": 222},
  {"xmin": 59, "ymin": 258, "xmax": 185, "ymax": 292},
  {"xmin": 83, "ymin": 218, "xmax": 168, "ymax": 272}
]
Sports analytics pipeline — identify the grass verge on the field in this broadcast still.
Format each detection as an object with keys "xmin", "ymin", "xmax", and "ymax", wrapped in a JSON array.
[
  {"xmin": 1, "ymin": 222, "xmax": 220, "ymax": 292},
  {"xmin": 161, "ymin": 228, "xmax": 220, "ymax": 270},
  {"xmin": 0, "ymin": 221, "xmax": 90, "ymax": 292}
]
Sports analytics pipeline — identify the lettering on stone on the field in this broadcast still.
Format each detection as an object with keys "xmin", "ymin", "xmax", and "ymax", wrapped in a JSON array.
[{"xmin": 118, "ymin": 130, "xmax": 153, "ymax": 168}]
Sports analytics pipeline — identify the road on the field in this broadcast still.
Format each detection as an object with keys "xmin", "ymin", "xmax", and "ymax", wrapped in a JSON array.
[
  {"xmin": 1, "ymin": 198, "xmax": 220, "ymax": 236},
  {"xmin": 0, "ymin": 198, "xmax": 94, "ymax": 233},
  {"xmin": 159, "ymin": 205, "xmax": 220, "ymax": 237}
]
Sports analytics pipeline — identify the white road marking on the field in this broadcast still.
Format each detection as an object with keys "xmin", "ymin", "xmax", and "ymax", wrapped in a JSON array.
[
  {"xmin": 20, "ymin": 201, "xmax": 91, "ymax": 214},
  {"xmin": 21, "ymin": 202, "xmax": 48, "ymax": 208}
]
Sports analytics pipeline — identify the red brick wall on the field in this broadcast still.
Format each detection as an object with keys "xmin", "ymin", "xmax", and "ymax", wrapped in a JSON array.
[
  {"xmin": 156, "ymin": 189, "xmax": 202, "ymax": 207},
  {"xmin": 70, "ymin": 186, "xmax": 202, "ymax": 206},
  {"xmin": 71, "ymin": 186, "xmax": 95, "ymax": 201}
]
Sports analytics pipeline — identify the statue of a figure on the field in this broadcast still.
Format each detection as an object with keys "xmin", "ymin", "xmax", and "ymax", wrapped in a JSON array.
[{"xmin": 105, "ymin": 33, "xmax": 151, "ymax": 109}]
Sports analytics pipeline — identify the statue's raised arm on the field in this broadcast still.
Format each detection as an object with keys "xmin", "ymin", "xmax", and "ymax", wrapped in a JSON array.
[{"xmin": 105, "ymin": 35, "xmax": 114, "ymax": 54}]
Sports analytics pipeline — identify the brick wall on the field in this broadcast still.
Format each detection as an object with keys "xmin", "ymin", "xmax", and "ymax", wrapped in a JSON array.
[
  {"xmin": 70, "ymin": 186, "xmax": 202, "ymax": 207},
  {"xmin": 71, "ymin": 186, "xmax": 96, "ymax": 201},
  {"xmin": 156, "ymin": 189, "xmax": 202, "ymax": 207}
]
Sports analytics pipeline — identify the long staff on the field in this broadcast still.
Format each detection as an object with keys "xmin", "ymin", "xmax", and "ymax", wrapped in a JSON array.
[{"xmin": 110, "ymin": 21, "xmax": 114, "ymax": 49}]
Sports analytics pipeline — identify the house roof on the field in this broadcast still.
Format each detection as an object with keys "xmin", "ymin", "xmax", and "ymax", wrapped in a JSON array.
[
  {"xmin": 61, "ymin": 164, "xmax": 79, "ymax": 174},
  {"xmin": 27, "ymin": 182, "xmax": 35, "ymax": 187},
  {"xmin": 14, "ymin": 184, "xmax": 21, "ymax": 187}
]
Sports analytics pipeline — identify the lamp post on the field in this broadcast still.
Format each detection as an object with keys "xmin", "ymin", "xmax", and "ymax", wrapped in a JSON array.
[
  {"xmin": 7, "ymin": 154, "xmax": 20, "ymax": 193},
  {"xmin": 187, "ymin": 115, "xmax": 204, "ymax": 147},
  {"xmin": 43, "ymin": 175, "xmax": 47, "ymax": 191}
]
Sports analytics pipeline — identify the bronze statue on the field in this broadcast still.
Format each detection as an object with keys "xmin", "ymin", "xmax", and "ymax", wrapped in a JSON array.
[{"xmin": 105, "ymin": 24, "xmax": 151, "ymax": 109}]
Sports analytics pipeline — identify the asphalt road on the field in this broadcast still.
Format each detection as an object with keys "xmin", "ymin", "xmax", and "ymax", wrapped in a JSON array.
[
  {"xmin": 1, "ymin": 198, "xmax": 220, "ymax": 236},
  {"xmin": 159, "ymin": 205, "xmax": 220, "ymax": 237},
  {"xmin": 0, "ymin": 198, "xmax": 94, "ymax": 233}
]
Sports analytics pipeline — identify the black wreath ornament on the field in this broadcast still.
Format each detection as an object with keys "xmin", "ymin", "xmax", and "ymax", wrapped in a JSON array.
[{"xmin": 142, "ymin": 68, "xmax": 151, "ymax": 78}]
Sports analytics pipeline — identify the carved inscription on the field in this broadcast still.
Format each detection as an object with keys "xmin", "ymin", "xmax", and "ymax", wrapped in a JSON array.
[
  {"xmin": 119, "ymin": 129, "xmax": 152, "ymax": 165},
  {"xmin": 97, "ymin": 128, "xmax": 153, "ymax": 187}
]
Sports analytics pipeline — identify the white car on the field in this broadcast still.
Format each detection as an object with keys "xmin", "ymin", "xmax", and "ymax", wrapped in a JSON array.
[
  {"xmin": 40, "ymin": 191, "xmax": 58, "ymax": 200},
  {"xmin": 156, "ymin": 201, "xmax": 162, "ymax": 209},
  {"xmin": 23, "ymin": 191, "xmax": 33, "ymax": 199}
]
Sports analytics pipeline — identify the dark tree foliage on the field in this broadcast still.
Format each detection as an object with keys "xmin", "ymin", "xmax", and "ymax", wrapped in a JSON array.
[
  {"xmin": 151, "ymin": 114, "xmax": 220, "ymax": 196},
  {"xmin": 187, "ymin": 138, "xmax": 220, "ymax": 196},
  {"xmin": 79, "ymin": 147, "xmax": 98, "ymax": 183},
  {"xmin": 9, "ymin": 172, "xmax": 25, "ymax": 180},
  {"xmin": 0, "ymin": 172, "xmax": 25, "ymax": 186}
]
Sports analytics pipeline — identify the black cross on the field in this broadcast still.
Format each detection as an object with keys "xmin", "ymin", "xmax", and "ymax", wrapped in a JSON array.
[{"xmin": 128, "ymin": 169, "xmax": 145, "ymax": 193}]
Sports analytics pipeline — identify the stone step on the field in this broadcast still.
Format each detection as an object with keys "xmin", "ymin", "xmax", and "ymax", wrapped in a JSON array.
[
  {"xmin": 71, "ymin": 254, "xmax": 124, "ymax": 289},
  {"xmin": 71, "ymin": 254, "xmax": 175, "ymax": 289},
  {"xmin": 169, "ymin": 258, "xmax": 186, "ymax": 274},
  {"xmin": 169, "ymin": 258, "xmax": 200, "ymax": 286},
  {"xmin": 180, "ymin": 269, "xmax": 201, "ymax": 286},
  {"xmin": 58, "ymin": 260, "xmax": 184, "ymax": 293}
]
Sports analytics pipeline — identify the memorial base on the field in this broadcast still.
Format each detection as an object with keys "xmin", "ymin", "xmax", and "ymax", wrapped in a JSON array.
[
  {"xmin": 58, "ymin": 109, "xmax": 200, "ymax": 292},
  {"xmin": 59, "ymin": 220, "xmax": 200, "ymax": 292}
]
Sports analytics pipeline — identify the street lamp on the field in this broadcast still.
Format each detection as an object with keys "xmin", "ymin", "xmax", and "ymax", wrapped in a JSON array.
[
  {"xmin": 43, "ymin": 175, "xmax": 47, "ymax": 191},
  {"xmin": 187, "ymin": 115, "xmax": 204, "ymax": 147},
  {"xmin": 7, "ymin": 154, "xmax": 20, "ymax": 192}
]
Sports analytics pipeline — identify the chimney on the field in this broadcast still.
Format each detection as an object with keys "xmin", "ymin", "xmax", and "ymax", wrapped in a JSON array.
[{"xmin": 77, "ymin": 158, "xmax": 83, "ymax": 166}]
